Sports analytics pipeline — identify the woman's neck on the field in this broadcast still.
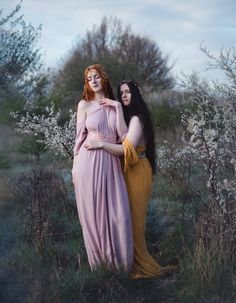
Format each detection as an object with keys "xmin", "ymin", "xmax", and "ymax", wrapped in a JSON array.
[{"xmin": 94, "ymin": 91, "xmax": 105, "ymax": 100}]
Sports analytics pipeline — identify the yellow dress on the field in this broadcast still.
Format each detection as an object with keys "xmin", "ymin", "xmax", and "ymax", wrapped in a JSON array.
[{"xmin": 122, "ymin": 138, "xmax": 161, "ymax": 279}]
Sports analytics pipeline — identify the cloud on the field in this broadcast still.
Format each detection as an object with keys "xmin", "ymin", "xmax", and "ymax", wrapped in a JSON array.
[{"xmin": 1, "ymin": 0, "xmax": 236, "ymax": 81}]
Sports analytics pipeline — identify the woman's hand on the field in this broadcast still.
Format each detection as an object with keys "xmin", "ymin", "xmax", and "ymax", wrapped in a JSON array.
[
  {"xmin": 84, "ymin": 139, "xmax": 103, "ymax": 150},
  {"xmin": 99, "ymin": 98, "xmax": 120, "ymax": 108}
]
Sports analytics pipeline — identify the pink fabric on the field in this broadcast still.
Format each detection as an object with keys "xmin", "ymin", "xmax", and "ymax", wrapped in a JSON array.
[{"xmin": 72, "ymin": 106, "xmax": 133, "ymax": 272}]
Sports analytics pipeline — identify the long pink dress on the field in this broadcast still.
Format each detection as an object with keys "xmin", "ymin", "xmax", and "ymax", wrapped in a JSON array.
[{"xmin": 72, "ymin": 105, "xmax": 133, "ymax": 272}]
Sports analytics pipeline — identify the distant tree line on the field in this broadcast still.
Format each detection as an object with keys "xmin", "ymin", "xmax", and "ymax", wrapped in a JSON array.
[
  {"xmin": 53, "ymin": 16, "xmax": 174, "ymax": 108},
  {"xmin": 1, "ymin": 2, "xmax": 174, "ymax": 125}
]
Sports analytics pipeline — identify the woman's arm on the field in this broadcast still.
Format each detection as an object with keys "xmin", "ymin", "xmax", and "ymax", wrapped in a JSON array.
[
  {"xmin": 84, "ymin": 139, "xmax": 124, "ymax": 156},
  {"xmin": 76, "ymin": 102, "xmax": 87, "ymax": 132},
  {"xmin": 84, "ymin": 116, "xmax": 143, "ymax": 155},
  {"xmin": 99, "ymin": 98, "xmax": 128, "ymax": 140},
  {"xmin": 115, "ymin": 102, "xmax": 128, "ymax": 141},
  {"xmin": 125, "ymin": 116, "xmax": 142, "ymax": 148},
  {"xmin": 73, "ymin": 100, "xmax": 87, "ymax": 156}
]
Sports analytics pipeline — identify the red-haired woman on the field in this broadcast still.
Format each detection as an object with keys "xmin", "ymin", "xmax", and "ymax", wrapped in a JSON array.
[{"xmin": 72, "ymin": 64, "xmax": 133, "ymax": 272}]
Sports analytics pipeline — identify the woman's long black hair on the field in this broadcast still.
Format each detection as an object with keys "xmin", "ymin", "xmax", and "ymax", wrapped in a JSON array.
[{"xmin": 117, "ymin": 80, "xmax": 156, "ymax": 175}]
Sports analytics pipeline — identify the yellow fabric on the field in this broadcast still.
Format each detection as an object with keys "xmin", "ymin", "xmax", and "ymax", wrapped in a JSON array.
[{"xmin": 122, "ymin": 138, "xmax": 161, "ymax": 279}]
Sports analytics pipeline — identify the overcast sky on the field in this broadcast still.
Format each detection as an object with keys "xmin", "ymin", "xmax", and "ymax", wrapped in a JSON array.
[{"xmin": 1, "ymin": 0, "xmax": 236, "ymax": 81}]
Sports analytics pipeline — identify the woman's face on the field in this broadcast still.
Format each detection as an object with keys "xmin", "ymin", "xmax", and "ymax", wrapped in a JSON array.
[
  {"xmin": 87, "ymin": 69, "xmax": 103, "ymax": 93},
  {"xmin": 120, "ymin": 83, "xmax": 131, "ymax": 106}
]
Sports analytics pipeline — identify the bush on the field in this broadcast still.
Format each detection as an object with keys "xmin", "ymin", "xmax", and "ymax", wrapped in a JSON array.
[
  {"xmin": 0, "ymin": 97, "xmax": 26, "ymax": 124},
  {"xmin": 18, "ymin": 135, "xmax": 45, "ymax": 159},
  {"xmin": 12, "ymin": 168, "xmax": 131, "ymax": 302},
  {"xmin": 150, "ymin": 101, "xmax": 181, "ymax": 130},
  {"xmin": 0, "ymin": 153, "xmax": 10, "ymax": 168}
]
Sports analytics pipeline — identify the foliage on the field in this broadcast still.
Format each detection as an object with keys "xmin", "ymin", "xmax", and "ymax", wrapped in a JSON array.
[
  {"xmin": 151, "ymin": 101, "xmax": 181, "ymax": 130},
  {"xmin": 0, "ymin": 94, "xmax": 26, "ymax": 123},
  {"xmin": 157, "ymin": 47, "xmax": 236, "ymax": 300},
  {"xmin": 53, "ymin": 16, "xmax": 174, "ymax": 107},
  {"xmin": 200, "ymin": 44, "xmax": 236, "ymax": 86},
  {"xmin": 14, "ymin": 168, "xmax": 78, "ymax": 251},
  {"xmin": 181, "ymin": 73, "xmax": 236, "ymax": 212},
  {"xmin": 10, "ymin": 168, "xmax": 177, "ymax": 302},
  {"xmin": 0, "ymin": 152, "xmax": 10, "ymax": 168},
  {"xmin": 0, "ymin": 1, "xmax": 42, "ymax": 96},
  {"xmin": 17, "ymin": 135, "xmax": 45, "ymax": 159},
  {"xmin": 0, "ymin": 1, "xmax": 43, "ymax": 125},
  {"xmin": 12, "ymin": 168, "xmax": 85, "ymax": 301},
  {"xmin": 13, "ymin": 105, "xmax": 76, "ymax": 158}
]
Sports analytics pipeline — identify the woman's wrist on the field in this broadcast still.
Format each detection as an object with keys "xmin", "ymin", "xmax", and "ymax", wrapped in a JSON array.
[
  {"xmin": 96, "ymin": 140, "xmax": 104, "ymax": 149},
  {"xmin": 114, "ymin": 101, "xmax": 121, "ymax": 109},
  {"xmin": 101, "ymin": 141, "xmax": 106, "ymax": 149}
]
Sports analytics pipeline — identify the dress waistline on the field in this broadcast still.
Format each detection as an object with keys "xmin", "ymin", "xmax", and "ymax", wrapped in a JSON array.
[
  {"xmin": 138, "ymin": 151, "xmax": 146, "ymax": 158},
  {"xmin": 87, "ymin": 131, "xmax": 117, "ymax": 143}
]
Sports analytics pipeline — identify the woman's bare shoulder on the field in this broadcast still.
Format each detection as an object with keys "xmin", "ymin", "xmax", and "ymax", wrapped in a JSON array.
[
  {"xmin": 77, "ymin": 99, "xmax": 91, "ymax": 112},
  {"xmin": 78, "ymin": 99, "xmax": 88, "ymax": 108},
  {"xmin": 74, "ymin": 100, "xmax": 89, "ymax": 115}
]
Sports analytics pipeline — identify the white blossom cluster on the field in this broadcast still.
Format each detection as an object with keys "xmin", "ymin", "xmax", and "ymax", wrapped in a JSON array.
[
  {"xmin": 14, "ymin": 106, "xmax": 76, "ymax": 158},
  {"xmin": 159, "ymin": 47, "xmax": 236, "ymax": 261},
  {"xmin": 157, "ymin": 71, "xmax": 236, "ymax": 220},
  {"xmin": 184, "ymin": 80, "xmax": 236, "ymax": 208},
  {"xmin": 216, "ymin": 179, "xmax": 236, "ymax": 214},
  {"xmin": 157, "ymin": 140, "xmax": 194, "ymax": 181}
]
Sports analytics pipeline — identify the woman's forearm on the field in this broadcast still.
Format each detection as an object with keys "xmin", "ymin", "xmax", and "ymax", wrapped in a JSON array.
[
  {"xmin": 102, "ymin": 141, "xmax": 124, "ymax": 156},
  {"xmin": 115, "ymin": 103, "xmax": 128, "ymax": 140}
]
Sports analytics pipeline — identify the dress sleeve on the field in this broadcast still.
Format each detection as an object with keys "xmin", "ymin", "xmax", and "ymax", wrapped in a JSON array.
[
  {"xmin": 73, "ymin": 104, "xmax": 87, "ymax": 156},
  {"xmin": 122, "ymin": 138, "xmax": 139, "ymax": 173}
]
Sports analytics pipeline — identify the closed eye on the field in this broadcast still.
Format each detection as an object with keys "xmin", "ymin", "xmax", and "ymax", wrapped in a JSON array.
[{"xmin": 121, "ymin": 90, "xmax": 130, "ymax": 95}]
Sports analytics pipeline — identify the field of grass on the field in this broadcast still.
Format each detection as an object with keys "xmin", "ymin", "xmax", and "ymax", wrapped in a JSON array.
[{"xmin": 0, "ymin": 123, "xmax": 235, "ymax": 303}]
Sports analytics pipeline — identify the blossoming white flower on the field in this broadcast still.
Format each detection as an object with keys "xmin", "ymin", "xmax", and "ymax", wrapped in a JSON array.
[
  {"xmin": 159, "ymin": 73, "xmax": 236, "ymax": 217},
  {"xmin": 13, "ymin": 105, "xmax": 76, "ymax": 158}
]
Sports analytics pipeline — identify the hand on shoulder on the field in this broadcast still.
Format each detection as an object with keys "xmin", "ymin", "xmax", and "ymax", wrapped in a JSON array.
[{"xmin": 99, "ymin": 98, "xmax": 120, "ymax": 108}]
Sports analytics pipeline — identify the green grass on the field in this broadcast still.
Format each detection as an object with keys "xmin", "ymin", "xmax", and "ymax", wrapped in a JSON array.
[{"xmin": 1, "ymin": 138, "xmax": 235, "ymax": 303}]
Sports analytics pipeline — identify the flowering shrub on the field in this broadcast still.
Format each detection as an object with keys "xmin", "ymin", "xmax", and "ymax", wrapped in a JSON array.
[
  {"xmin": 13, "ymin": 106, "xmax": 76, "ymax": 158},
  {"xmin": 157, "ymin": 140, "xmax": 194, "ymax": 182},
  {"xmin": 181, "ymin": 75, "xmax": 236, "ymax": 214},
  {"xmin": 157, "ymin": 48, "xmax": 236, "ymax": 298}
]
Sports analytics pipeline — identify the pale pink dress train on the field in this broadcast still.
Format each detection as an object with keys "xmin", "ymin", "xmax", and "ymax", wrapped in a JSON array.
[{"xmin": 72, "ymin": 105, "xmax": 133, "ymax": 272}]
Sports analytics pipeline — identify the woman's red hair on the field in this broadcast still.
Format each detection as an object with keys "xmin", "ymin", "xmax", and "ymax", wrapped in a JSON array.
[{"xmin": 82, "ymin": 64, "xmax": 115, "ymax": 101}]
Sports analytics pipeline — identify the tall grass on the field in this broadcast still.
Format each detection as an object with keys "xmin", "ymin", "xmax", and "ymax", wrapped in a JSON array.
[
  {"xmin": 152, "ymin": 165, "xmax": 236, "ymax": 302},
  {"xmin": 7, "ymin": 163, "xmax": 235, "ymax": 302}
]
